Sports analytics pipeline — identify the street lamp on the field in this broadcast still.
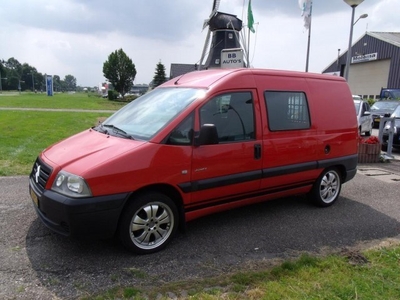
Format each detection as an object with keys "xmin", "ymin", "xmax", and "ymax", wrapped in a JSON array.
[
  {"xmin": 18, "ymin": 80, "xmax": 25, "ymax": 94},
  {"xmin": 28, "ymin": 72, "xmax": 35, "ymax": 92},
  {"xmin": 354, "ymin": 13, "xmax": 368, "ymax": 25},
  {"xmin": 0, "ymin": 70, "xmax": 7, "ymax": 94},
  {"xmin": 343, "ymin": 0, "xmax": 366, "ymax": 81}
]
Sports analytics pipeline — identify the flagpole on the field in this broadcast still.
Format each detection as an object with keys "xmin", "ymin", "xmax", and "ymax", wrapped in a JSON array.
[
  {"xmin": 305, "ymin": 16, "xmax": 312, "ymax": 72},
  {"xmin": 247, "ymin": 0, "xmax": 255, "ymax": 68},
  {"xmin": 247, "ymin": 27, "xmax": 251, "ymax": 68}
]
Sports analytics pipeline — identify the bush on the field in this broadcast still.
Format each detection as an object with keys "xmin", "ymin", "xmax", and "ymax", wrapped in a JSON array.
[
  {"xmin": 367, "ymin": 98, "xmax": 376, "ymax": 107},
  {"xmin": 124, "ymin": 94, "xmax": 139, "ymax": 102},
  {"xmin": 108, "ymin": 90, "xmax": 119, "ymax": 100}
]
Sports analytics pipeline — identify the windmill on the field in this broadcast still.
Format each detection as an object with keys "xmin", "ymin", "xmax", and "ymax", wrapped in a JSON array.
[{"xmin": 199, "ymin": 0, "xmax": 246, "ymax": 70}]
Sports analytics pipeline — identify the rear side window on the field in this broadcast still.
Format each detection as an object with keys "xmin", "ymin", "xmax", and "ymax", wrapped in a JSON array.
[{"xmin": 264, "ymin": 91, "xmax": 310, "ymax": 131}]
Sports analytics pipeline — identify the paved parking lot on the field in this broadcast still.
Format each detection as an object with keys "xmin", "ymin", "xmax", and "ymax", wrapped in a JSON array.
[
  {"xmin": 1, "ymin": 155, "xmax": 400, "ymax": 299},
  {"xmin": 0, "ymin": 126, "xmax": 399, "ymax": 299}
]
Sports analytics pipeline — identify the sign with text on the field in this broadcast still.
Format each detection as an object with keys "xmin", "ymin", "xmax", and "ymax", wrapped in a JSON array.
[
  {"xmin": 351, "ymin": 52, "xmax": 378, "ymax": 64},
  {"xmin": 46, "ymin": 75, "xmax": 53, "ymax": 96},
  {"xmin": 221, "ymin": 48, "xmax": 244, "ymax": 69}
]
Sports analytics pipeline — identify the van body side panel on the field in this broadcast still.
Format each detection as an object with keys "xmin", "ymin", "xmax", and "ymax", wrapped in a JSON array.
[
  {"xmin": 307, "ymin": 78, "xmax": 358, "ymax": 166},
  {"xmin": 185, "ymin": 89, "xmax": 262, "ymax": 210},
  {"xmin": 255, "ymin": 75, "xmax": 320, "ymax": 191},
  {"xmin": 188, "ymin": 141, "xmax": 262, "ymax": 209},
  {"xmin": 149, "ymin": 144, "xmax": 193, "ymax": 194}
]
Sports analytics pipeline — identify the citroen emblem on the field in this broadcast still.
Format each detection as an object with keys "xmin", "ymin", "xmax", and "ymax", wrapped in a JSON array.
[{"xmin": 35, "ymin": 165, "xmax": 41, "ymax": 184}]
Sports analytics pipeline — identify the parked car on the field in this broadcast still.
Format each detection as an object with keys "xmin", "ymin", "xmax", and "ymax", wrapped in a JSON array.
[
  {"xmin": 379, "ymin": 88, "xmax": 400, "ymax": 100},
  {"xmin": 29, "ymin": 68, "xmax": 358, "ymax": 254},
  {"xmin": 382, "ymin": 104, "xmax": 400, "ymax": 151},
  {"xmin": 353, "ymin": 96, "xmax": 373, "ymax": 136},
  {"xmin": 370, "ymin": 100, "xmax": 400, "ymax": 128}
]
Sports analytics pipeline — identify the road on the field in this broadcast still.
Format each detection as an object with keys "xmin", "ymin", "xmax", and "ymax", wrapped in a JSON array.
[{"xmin": 1, "ymin": 157, "xmax": 400, "ymax": 299}]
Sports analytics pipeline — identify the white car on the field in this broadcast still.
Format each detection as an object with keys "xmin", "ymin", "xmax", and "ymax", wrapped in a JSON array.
[{"xmin": 353, "ymin": 96, "xmax": 373, "ymax": 136}]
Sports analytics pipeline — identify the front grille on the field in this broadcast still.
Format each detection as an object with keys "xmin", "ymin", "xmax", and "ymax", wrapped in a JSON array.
[{"xmin": 30, "ymin": 157, "xmax": 52, "ymax": 194}]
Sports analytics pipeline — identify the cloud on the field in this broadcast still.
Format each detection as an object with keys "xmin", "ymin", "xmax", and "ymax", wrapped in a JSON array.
[
  {"xmin": 3, "ymin": 0, "xmax": 208, "ymax": 41},
  {"xmin": 0, "ymin": 0, "xmax": 399, "ymax": 86}
]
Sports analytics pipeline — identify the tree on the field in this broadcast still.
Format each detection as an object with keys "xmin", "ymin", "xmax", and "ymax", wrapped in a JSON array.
[
  {"xmin": 152, "ymin": 61, "xmax": 167, "ymax": 88},
  {"xmin": 103, "ymin": 49, "xmax": 136, "ymax": 98},
  {"xmin": 21, "ymin": 63, "xmax": 38, "ymax": 91},
  {"xmin": 64, "ymin": 74, "xmax": 77, "ymax": 91},
  {"xmin": 4, "ymin": 57, "xmax": 22, "ymax": 91},
  {"xmin": 0, "ymin": 57, "xmax": 77, "ymax": 92},
  {"xmin": 53, "ymin": 75, "xmax": 61, "ymax": 92}
]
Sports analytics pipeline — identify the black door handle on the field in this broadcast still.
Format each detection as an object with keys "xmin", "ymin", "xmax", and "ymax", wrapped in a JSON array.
[{"xmin": 254, "ymin": 144, "xmax": 261, "ymax": 159}]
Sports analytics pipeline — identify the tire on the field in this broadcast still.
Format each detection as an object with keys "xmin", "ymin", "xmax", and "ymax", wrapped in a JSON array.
[
  {"xmin": 309, "ymin": 168, "xmax": 342, "ymax": 207},
  {"xmin": 118, "ymin": 192, "xmax": 178, "ymax": 254},
  {"xmin": 365, "ymin": 128, "xmax": 371, "ymax": 136}
]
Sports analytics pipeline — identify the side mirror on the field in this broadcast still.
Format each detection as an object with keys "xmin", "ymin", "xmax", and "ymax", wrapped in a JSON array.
[
  {"xmin": 194, "ymin": 124, "xmax": 219, "ymax": 146},
  {"xmin": 363, "ymin": 111, "xmax": 371, "ymax": 116}
]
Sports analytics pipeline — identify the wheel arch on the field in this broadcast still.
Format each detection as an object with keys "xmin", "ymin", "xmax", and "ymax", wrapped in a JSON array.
[
  {"xmin": 119, "ymin": 183, "xmax": 186, "ymax": 232},
  {"xmin": 318, "ymin": 155, "xmax": 358, "ymax": 184},
  {"xmin": 334, "ymin": 164, "xmax": 347, "ymax": 182}
]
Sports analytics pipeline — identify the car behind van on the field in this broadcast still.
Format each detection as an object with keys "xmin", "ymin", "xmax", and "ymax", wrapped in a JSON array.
[
  {"xmin": 353, "ymin": 96, "xmax": 373, "ymax": 136},
  {"xmin": 29, "ymin": 69, "xmax": 358, "ymax": 254}
]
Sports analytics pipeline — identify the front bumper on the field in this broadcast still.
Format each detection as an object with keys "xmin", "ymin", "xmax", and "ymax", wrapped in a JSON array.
[{"xmin": 29, "ymin": 177, "xmax": 129, "ymax": 238}]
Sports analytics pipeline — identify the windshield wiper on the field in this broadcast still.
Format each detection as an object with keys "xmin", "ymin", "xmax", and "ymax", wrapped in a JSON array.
[
  {"xmin": 103, "ymin": 124, "xmax": 134, "ymax": 139},
  {"xmin": 92, "ymin": 124, "xmax": 108, "ymax": 134}
]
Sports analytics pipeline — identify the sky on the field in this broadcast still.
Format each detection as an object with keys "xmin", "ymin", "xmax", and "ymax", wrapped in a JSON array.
[{"xmin": 1, "ymin": 0, "xmax": 399, "ymax": 87}]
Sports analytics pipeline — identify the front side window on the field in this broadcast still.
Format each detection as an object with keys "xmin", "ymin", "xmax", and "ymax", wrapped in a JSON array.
[
  {"xmin": 101, "ymin": 87, "xmax": 203, "ymax": 140},
  {"xmin": 167, "ymin": 114, "xmax": 194, "ymax": 145},
  {"xmin": 264, "ymin": 91, "xmax": 310, "ymax": 131},
  {"xmin": 200, "ymin": 92, "xmax": 255, "ymax": 142}
]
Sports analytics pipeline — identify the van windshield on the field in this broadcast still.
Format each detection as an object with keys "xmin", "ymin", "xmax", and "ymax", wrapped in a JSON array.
[{"xmin": 101, "ymin": 87, "xmax": 203, "ymax": 140}]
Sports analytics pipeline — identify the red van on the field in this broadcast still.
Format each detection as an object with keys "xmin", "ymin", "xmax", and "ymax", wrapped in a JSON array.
[{"xmin": 29, "ymin": 68, "xmax": 358, "ymax": 254}]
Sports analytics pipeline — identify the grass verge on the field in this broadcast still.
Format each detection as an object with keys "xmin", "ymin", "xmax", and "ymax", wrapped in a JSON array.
[
  {"xmin": 82, "ymin": 244, "xmax": 400, "ymax": 299},
  {"xmin": 0, "ymin": 91, "xmax": 126, "ymax": 110},
  {"xmin": 0, "ymin": 110, "xmax": 112, "ymax": 175}
]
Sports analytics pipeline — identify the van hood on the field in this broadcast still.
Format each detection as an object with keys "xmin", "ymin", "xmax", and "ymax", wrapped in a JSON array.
[{"xmin": 42, "ymin": 129, "xmax": 146, "ymax": 173}]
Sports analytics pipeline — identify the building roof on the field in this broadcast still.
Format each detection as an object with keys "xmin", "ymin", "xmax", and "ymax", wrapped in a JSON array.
[
  {"xmin": 169, "ymin": 63, "xmax": 199, "ymax": 79},
  {"xmin": 322, "ymin": 31, "xmax": 400, "ymax": 74},
  {"xmin": 367, "ymin": 32, "xmax": 400, "ymax": 48}
]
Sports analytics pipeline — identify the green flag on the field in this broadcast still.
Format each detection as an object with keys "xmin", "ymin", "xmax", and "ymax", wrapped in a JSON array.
[{"xmin": 248, "ymin": 0, "xmax": 255, "ymax": 33}]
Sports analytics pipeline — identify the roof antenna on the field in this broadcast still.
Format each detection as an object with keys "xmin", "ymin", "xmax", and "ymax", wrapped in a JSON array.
[{"xmin": 174, "ymin": 74, "xmax": 184, "ymax": 85}]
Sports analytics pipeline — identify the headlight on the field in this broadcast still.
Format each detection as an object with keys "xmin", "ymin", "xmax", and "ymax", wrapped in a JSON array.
[
  {"xmin": 51, "ymin": 170, "xmax": 92, "ymax": 198},
  {"xmin": 384, "ymin": 123, "xmax": 397, "ymax": 133}
]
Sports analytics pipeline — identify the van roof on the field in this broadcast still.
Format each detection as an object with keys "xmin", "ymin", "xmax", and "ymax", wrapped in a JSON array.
[{"xmin": 161, "ymin": 68, "xmax": 346, "ymax": 89}]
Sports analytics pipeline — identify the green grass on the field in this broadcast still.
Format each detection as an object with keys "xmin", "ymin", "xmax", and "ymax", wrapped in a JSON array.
[
  {"xmin": 82, "ymin": 245, "xmax": 400, "ymax": 299},
  {"xmin": 0, "ymin": 92, "xmax": 121, "ymax": 175},
  {"xmin": 0, "ymin": 91, "xmax": 126, "ymax": 110},
  {"xmin": 0, "ymin": 110, "xmax": 113, "ymax": 175}
]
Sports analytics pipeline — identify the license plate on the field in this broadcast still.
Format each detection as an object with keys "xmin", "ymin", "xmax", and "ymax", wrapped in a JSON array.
[
  {"xmin": 30, "ymin": 188, "xmax": 39, "ymax": 207},
  {"xmin": 374, "ymin": 118, "xmax": 380, "ymax": 122}
]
